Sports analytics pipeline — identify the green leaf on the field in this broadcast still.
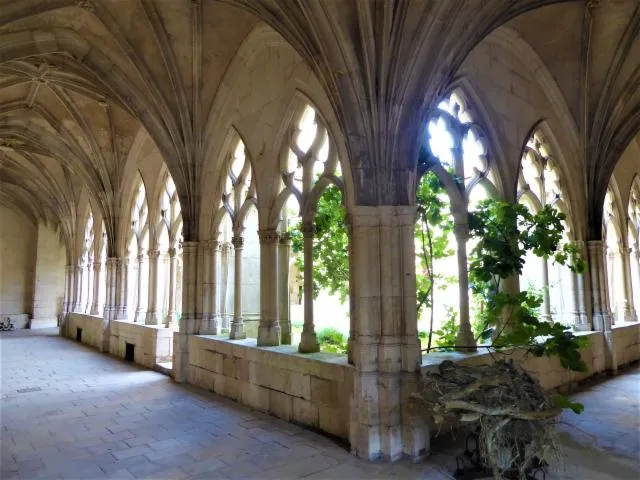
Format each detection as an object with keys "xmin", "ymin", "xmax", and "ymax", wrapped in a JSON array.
[{"xmin": 553, "ymin": 394, "xmax": 585, "ymax": 414}]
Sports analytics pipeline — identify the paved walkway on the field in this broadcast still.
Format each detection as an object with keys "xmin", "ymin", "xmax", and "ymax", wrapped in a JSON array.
[
  {"xmin": 0, "ymin": 329, "xmax": 449, "ymax": 480},
  {"xmin": 1, "ymin": 329, "xmax": 638, "ymax": 479}
]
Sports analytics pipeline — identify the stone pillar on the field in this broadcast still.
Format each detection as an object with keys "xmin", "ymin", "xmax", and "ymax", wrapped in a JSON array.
[
  {"xmin": 278, "ymin": 233, "xmax": 292, "ymax": 345},
  {"xmin": 454, "ymin": 223, "xmax": 475, "ymax": 349},
  {"xmin": 201, "ymin": 240, "xmax": 221, "ymax": 335},
  {"xmin": 117, "ymin": 257, "xmax": 129, "ymax": 320},
  {"xmin": 299, "ymin": 222, "xmax": 319, "ymax": 352},
  {"xmin": 229, "ymin": 236, "xmax": 246, "ymax": 339},
  {"xmin": 587, "ymin": 240, "xmax": 616, "ymax": 371},
  {"xmin": 166, "ymin": 247, "xmax": 178, "ymax": 328},
  {"xmin": 60, "ymin": 264, "xmax": 74, "ymax": 335},
  {"xmin": 90, "ymin": 261, "xmax": 102, "ymax": 315},
  {"xmin": 145, "ymin": 249, "xmax": 160, "ymax": 325},
  {"xmin": 72, "ymin": 263, "xmax": 84, "ymax": 312},
  {"xmin": 174, "ymin": 241, "xmax": 199, "ymax": 383},
  {"xmin": 570, "ymin": 241, "xmax": 590, "ymax": 330},
  {"xmin": 620, "ymin": 248, "xmax": 638, "ymax": 322},
  {"xmin": 103, "ymin": 257, "xmax": 119, "ymax": 352},
  {"xmin": 220, "ymin": 243, "xmax": 231, "ymax": 332},
  {"xmin": 85, "ymin": 257, "xmax": 94, "ymax": 313},
  {"xmin": 349, "ymin": 206, "xmax": 425, "ymax": 462},
  {"xmin": 540, "ymin": 258, "xmax": 552, "ymax": 322},
  {"xmin": 258, "ymin": 229, "xmax": 281, "ymax": 346},
  {"xmin": 134, "ymin": 252, "xmax": 147, "ymax": 322}
]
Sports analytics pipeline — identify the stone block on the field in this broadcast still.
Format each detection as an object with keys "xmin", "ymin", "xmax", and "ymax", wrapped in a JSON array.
[
  {"xmin": 310, "ymin": 376, "xmax": 339, "ymax": 408},
  {"xmin": 269, "ymin": 390, "xmax": 293, "ymax": 421},
  {"xmin": 241, "ymin": 383, "xmax": 269, "ymax": 412},
  {"xmin": 289, "ymin": 372, "xmax": 311, "ymax": 399},
  {"xmin": 235, "ymin": 358, "xmax": 250, "ymax": 382},
  {"xmin": 223, "ymin": 376, "xmax": 239, "ymax": 401},
  {"xmin": 222, "ymin": 355, "xmax": 236, "ymax": 378},
  {"xmin": 318, "ymin": 405, "xmax": 346, "ymax": 438},
  {"xmin": 292, "ymin": 398, "xmax": 318, "ymax": 428}
]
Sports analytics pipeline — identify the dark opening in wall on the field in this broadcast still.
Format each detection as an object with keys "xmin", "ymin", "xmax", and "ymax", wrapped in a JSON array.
[
  {"xmin": 125, "ymin": 342, "xmax": 135, "ymax": 362},
  {"xmin": 76, "ymin": 328, "xmax": 82, "ymax": 342}
]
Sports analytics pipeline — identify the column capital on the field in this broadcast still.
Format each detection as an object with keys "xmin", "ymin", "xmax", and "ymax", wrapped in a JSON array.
[
  {"xmin": 301, "ymin": 222, "xmax": 315, "ymax": 238},
  {"xmin": 204, "ymin": 239, "xmax": 220, "ymax": 252},
  {"xmin": 258, "ymin": 229, "xmax": 280, "ymax": 244},
  {"xmin": 136, "ymin": 252, "xmax": 146, "ymax": 262},
  {"xmin": 279, "ymin": 231, "xmax": 292, "ymax": 245},
  {"xmin": 168, "ymin": 247, "xmax": 177, "ymax": 257},
  {"xmin": 148, "ymin": 249, "xmax": 161, "ymax": 260},
  {"xmin": 232, "ymin": 236, "xmax": 244, "ymax": 249},
  {"xmin": 92, "ymin": 261, "xmax": 102, "ymax": 271}
]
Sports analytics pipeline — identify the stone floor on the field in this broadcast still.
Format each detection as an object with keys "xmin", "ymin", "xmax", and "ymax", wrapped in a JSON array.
[{"xmin": 1, "ymin": 329, "xmax": 638, "ymax": 479}]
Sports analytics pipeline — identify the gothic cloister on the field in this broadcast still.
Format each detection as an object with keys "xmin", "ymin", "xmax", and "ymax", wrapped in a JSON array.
[{"xmin": 0, "ymin": 0, "xmax": 639, "ymax": 478}]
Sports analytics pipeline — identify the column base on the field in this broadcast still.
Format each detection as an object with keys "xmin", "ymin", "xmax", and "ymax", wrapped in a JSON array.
[
  {"xmin": 199, "ymin": 315, "xmax": 220, "ymax": 335},
  {"xmin": 173, "ymin": 332, "xmax": 189, "ymax": 383},
  {"xmin": 298, "ymin": 331, "xmax": 320, "ymax": 353},
  {"xmin": 229, "ymin": 319, "xmax": 246, "ymax": 340},
  {"xmin": 134, "ymin": 310, "xmax": 146, "ymax": 323},
  {"xmin": 280, "ymin": 321, "xmax": 291, "ymax": 345},
  {"xmin": 166, "ymin": 311, "xmax": 177, "ymax": 328},
  {"xmin": 90, "ymin": 306, "xmax": 100, "ymax": 316},
  {"xmin": 257, "ymin": 324, "xmax": 281, "ymax": 346},
  {"xmin": 145, "ymin": 311, "xmax": 160, "ymax": 326},
  {"xmin": 455, "ymin": 324, "xmax": 476, "ymax": 352},
  {"xmin": 593, "ymin": 311, "xmax": 612, "ymax": 331}
]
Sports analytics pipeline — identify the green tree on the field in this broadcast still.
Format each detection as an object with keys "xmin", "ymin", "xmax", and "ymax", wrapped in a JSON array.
[{"xmin": 290, "ymin": 185, "xmax": 349, "ymax": 302}]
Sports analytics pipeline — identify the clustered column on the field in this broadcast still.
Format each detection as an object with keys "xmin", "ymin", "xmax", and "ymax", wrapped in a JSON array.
[
  {"xmin": 166, "ymin": 247, "xmax": 178, "ymax": 328},
  {"xmin": 570, "ymin": 241, "xmax": 589, "ymax": 330},
  {"xmin": 298, "ymin": 222, "xmax": 319, "ymax": 353},
  {"xmin": 134, "ymin": 251, "xmax": 147, "ymax": 322},
  {"xmin": 145, "ymin": 249, "xmax": 160, "ymax": 325},
  {"xmin": 258, "ymin": 229, "xmax": 280, "ymax": 346},
  {"xmin": 229, "ymin": 235, "xmax": 246, "ymax": 340},
  {"xmin": 72, "ymin": 262, "xmax": 84, "ymax": 312},
  {"xmin": 620, "ymin": 248, "xmax": 638, "ymax": 322},
  {"xmin": 90, "ymin": 260, "xmax": 102, "ymax": 315},
  {"xmin": 278, "ymin": 232, "xmax": 291, "ymax": 345}
]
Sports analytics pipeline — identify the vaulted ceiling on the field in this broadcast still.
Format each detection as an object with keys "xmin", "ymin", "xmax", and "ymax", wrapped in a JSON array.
[{"xmin": 0, "ymin": 0, "xmax": 638, "ymax": 245}]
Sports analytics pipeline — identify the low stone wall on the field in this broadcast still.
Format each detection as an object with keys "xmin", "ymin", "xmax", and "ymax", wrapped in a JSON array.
[
  {"xmin": 65, "ymin": 313, "xmax": 104, "ymax": 350},
  {"xmin": 1, "ymin": 313, "xmax": 29, "ymax": 329},
  {"xmin": 109, "ymin": 320, "xmax": 174, "ymax": 369},
  {"xmin": 612, "ymin": 322, "xmax": 640, "ymax": 366},
  {"xmin": 186, "ymin": 335, "xmax": 353, "ymax": 440},
  {"xmin": 421, "ymin": 324, "xmax": 640, "ymax": 390}
]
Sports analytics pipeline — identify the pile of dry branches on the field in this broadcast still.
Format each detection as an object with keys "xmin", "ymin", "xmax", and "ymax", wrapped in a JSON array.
[{"xmin": 415, "ymin": 360, "xmax": 561, "ymax": 479}]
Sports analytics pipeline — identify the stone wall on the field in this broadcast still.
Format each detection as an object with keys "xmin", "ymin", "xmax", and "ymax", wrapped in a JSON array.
[
  {"xmin": 31, "ymin": 224, "xmax": 65, "ymax": 328},
  {"xmin": 109, "ymin": 320, "xmax": 173, "ymax": 368},
  {"xmin": 186, "ymin": 336, "xmax": 353, "ymax": 440},
  {"xmin": 0, "ymin": 206, "xmax": 37, "ymax": 320},
  {"xmin": 66, "ymin": 313, "xmax": 105, "ymax": 350},
  {"xmin": 422, "ymin": 324, "xmax": 640, "ymax": 391}
]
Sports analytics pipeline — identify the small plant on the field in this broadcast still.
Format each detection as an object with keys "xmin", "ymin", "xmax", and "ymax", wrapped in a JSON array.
[
  {"xmin": 317, "ymin": 327, "xmax": 348, "ymax": 354},
  {"xmin": 434, "ymin": 307, "xmax": 459, "ymax": 351}
]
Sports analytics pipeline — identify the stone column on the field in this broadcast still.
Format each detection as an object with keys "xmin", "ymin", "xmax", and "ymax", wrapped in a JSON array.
[
  {"xmin": 258, "ymin": 229, "xmax": 281, "ymax": 346},
  {"xmin": 73, "ymin": 263, "xmax": 84, "ymax": 312},
  {"xmin": 220, "ymin": 243, "xmax": 231, "ymax": 333},
  {"xmin": 90, "ymin": 261, "xmax": 102, "ymax": 315},
  {"xmin": 166, "ymin": 247, "xmax": 178, "ymax": 328},
  {"xmin": 278, "ymin": 233, "xmax": 292, "ymax": 345},
  {"xmin": 145, "ymin": 249, "xmax": 160, "ymax": 325},
  {"xmin": 117, "ymin": 257, "xmax": 129, "ymax": 320},
  {"xmin": 174, "ymin": 241, "xmax": 199, "ymax": 383},
  {"xmin": 540, "ymin": 258, "xmax": 552, "ymax": 322},
  {"xmin": 298, "ymin": 222, "xmax": 319, "ymax": 352},
  {"xmin": 349, "ymin": 206, "xmax": 425, "ymax": 462},
  {"xmin": 454, "ymin": 222, "xmax": 475, "ymax": 349},
  {"xmin": 134, "ymin": 252, "xmax": 147, "ymax": 322},
  {"xmin": 620, "ymin": 248, "xmax": 638, "ymax": 322},
  {"xmin": 587, "ymin": 240, "xmax": 616, "ymax": 371},
  {"xmin": 103, "ymin": 257, "xmax": 119, "ymax": 352},
  {"xmin": 85, "ymin": 257, "xmax": 94, "ymax": 313},
  {"xmin": 60, "ymin": 264, "xmax": 74, "ymax": 335},
  {"xmin": 229, "ymin": 236, "xmax": 246, "ymax": 339},
  {"xmin": 570, "ymin": 241, "xmax": 590, "ymax": 330},
  {"xmin": 200, "ymin": 240, "xmax": 221, "ymax": 335}
]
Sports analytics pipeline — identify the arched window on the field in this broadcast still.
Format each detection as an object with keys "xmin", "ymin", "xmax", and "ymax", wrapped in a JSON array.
[
  {"xmin": 516, "ymin": 130, "xmax": 574, "ymax": 326},
  {"xmin": 156, "ymin": 173, "xmax": 183, "ymax": 328},
  {"xmin": 276, "ymin": 103, "xmax": 347, "ymax": 353},
  {"xmin": 628, "ymin": 178, "xmax": 640, "ymax": 311},
  {"xmin": 129, "ymin": 177, "xmax": 149, "ymax": 323},
  {"xmin": 212, "ymin": 138, "xmax": 258, "ymax": 339},
  {"xmin": 80, "ymin": 211, "xmax": 94, "ymax": 314},
  {"xmin": 420, "ymin": 89, "xmax": 495, "ymax": 349}
]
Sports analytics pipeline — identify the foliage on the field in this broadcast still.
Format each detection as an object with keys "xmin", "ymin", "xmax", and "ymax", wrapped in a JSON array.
[
  {"xmin": 468, "ymin": 200, "xmax": 588, "ymax": 373},
  {"xmin": 290, "ymin": 185, "xmax": 350, "ymax": 303},
  {"xmin": 433, "ymin": 307, "xmax": 459, "ymax": 351},
  {"xmin": 317, "ymin": 327, "xmax": 348, "ymax": 354}
]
